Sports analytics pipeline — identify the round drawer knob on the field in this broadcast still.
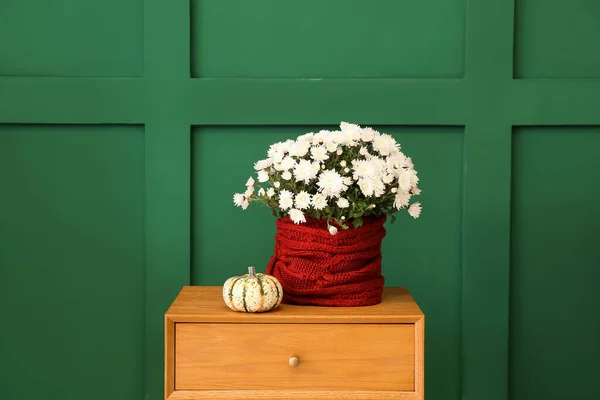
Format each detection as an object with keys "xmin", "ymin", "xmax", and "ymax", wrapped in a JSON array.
[{"xmin": 289, "ymin": 356, "xmax": 300, "ymax": 367}]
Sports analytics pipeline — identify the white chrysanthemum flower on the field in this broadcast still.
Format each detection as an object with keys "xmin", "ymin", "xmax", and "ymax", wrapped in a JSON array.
[
  {"xmin": 336, "ymin": 198, "xmax": 349, "ymax": 208},
  {"xmin": 254, "ymin": 158, "xmax": 272, "ymax": 170},
  {"xmin": 288, "ymin": 140, "xmax": 310, "ymax": 157},
  {"xmin": 371, "ymin": 156, "xmax": 388, "ymax": 174},
  {"xmin": 328, "ymin": 225, "xmax": 338, "ymax": 235},
  {"xmin": 267, "ymin": 143, "xmax": 282, "ymax": 158},
  {"xmin": 284, "ymin": 139, "xmax": 295, "ymax": 150},
  {"xmin": 394, "ymin": 190, "xmax": 411, "ymax": 209},
  {"xmin": 257, "ymin": 170, "xmax": 269, "ymax": 182},
  {"xmin": 397, "ymin": 169, "xmax": 415, "ymax": 191},
  {"xmin": 330, "ymin": 129, "xmax": 344, "ymax": 144},
  {"xmin": 295, "ymin": 191, "xmax": 311, "ymax": 210},
  {"xmin": 317, "ymin": 169, "xmax": 347, "ymax": 198},
  {"xmin": 358, "ymin": 178, "xmax": 374, "ymax": 197},
  {"xmin": 387, "ymin": 152, "xmax": 406, "ymax": 170},
  {"xmin": 340, "ymin": 121, "xmax": 360, "ymax": 132},
  {"xmin": 412, "ymin": 171, "xmax": 420, "ymax": 186},
  {"xmin": 408, "ymin": 202, "xmax": 422, "ymax": 218},
  {"xmin": 297, "ymin": 132, "xmax": 314, "ymax": 143},
  {"xmin": 235, "ymin": 124, "xmax": 423, "ymax": 226},
  {"xmin": 279, "ymin": 190, "xmax": 294, "ymax": 210},
  {"xmin": 310, "ymin": 145, "xmax": 329, "ymax": 162},
  {"xmin": 326, "ymin": 141, "xmax": 337, "ymax": 153},
  {"xmin": 293, "ymin": 159, "xmax": 318, "ymax": 184},
  {"xmin": 279, "ymin": 156, "xmax": 296, "ymax": 171},
  {"xmin": 268, "ymin": 148, "xmax": 285, "ymax": 163},
  {"xmin": 352, "ymin": 159, "xmax": 377, "ymax": 180},
  {"xmin": 312, "ymin": 193, "xmax": 327, "ymax": 210},
  {"xmin": 372, "ymin": 179, "xmax": 386, "ymax": 197},
  {"xmin": 269, "ymin": 141, "xmax": 293, "ymax": 158},
  {"xmin": 289, "ymin": 209, "xmax": 306, "ymax": 224},
  {"xmin": 312, "ymin": 134, "xmax": 323, "ymax": 144},
  {"xmin": 361, "ymin": 127, "xmax": 377, "ymax": 142},
  {"xmin": 372, "ymin": 133, "xmax": 399, "ymax": 156},
  {"xmin": 233, "ymin": 193, "xmax": 245, "ymax": 207},
  {"xmin": 339, "ymin": 122, "xmax": 362, "ymax": 141}
]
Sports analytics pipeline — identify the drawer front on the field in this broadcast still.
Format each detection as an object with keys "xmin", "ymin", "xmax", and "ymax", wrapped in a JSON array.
[{"xmin": 175, "ymin": 323, "xmax": 415, "ymax": 391}]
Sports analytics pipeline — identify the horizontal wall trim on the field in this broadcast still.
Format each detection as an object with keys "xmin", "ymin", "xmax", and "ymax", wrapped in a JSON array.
[
  {"xmin": 1, "ymin": 77, "xmax": 599, "ymax": 126},
  {"xmin": 0, "ymin": 78, "xmax": 147, "ymax": 124}
]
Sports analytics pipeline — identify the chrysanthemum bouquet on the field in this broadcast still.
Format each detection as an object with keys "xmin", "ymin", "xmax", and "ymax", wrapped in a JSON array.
[{"xmin": 233, "ymin": 122, "xmax": 422, "ymax": 235}]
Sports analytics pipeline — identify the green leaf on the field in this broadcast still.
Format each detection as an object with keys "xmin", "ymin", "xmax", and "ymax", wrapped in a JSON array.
[
  {"xmin": 391, "ymin": 214, "xmax": 397, "ymax": 224},
  {"xmin": 353, "ymin": 217, "xmax": 363, "ymax": 228},
  {"xmin": 341, "ymin": 223, "xmax": 350, "ymax": 230}
]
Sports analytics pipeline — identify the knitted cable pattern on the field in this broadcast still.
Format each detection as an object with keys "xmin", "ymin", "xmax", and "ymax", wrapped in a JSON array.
[{"xmin": 265, "ymin": 215, "xmax": 386, "ymax": 307}]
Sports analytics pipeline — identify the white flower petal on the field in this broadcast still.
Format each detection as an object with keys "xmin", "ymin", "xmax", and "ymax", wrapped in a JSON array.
[
  {"xmin": 408, "ymin": 202, "xmax": 422, "ymax": 218},
  {"xmin": 295, "ymin": 191, "xmax": 311, "ymax": 210},
  {"xmin": 312, "ymin": 193, "xmax": 327, "ymax": 210},
  {"xmin": 233, "ymin": 193, "xmax": 245, "ymax": 207},
  {"xmin": 278, "ymin": 189, "xmax": 294, "ymax": 210},
  {"xmin": 289, "ymin": 209, "xmax": 306, "ymax": 224},
  {"xmin": 257, "ymin": 170, "xmax": 269, "ymax": 182},
  {"xmin": 317, "ymin": 169, "xmax": 347, "ymax": 198}
]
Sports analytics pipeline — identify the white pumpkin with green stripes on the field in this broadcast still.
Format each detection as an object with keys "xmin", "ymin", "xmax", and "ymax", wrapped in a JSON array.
[{"xmin": 222, "ymin": 267, "xmax": 283, "ymax": 312}]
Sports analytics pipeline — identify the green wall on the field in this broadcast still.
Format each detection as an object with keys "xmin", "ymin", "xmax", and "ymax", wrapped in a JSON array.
[{"xmin": 1, "ymin": 1, "xmax": 599, "ymax": 400}]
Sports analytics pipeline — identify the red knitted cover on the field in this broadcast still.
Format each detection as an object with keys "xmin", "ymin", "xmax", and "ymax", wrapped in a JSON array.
[{"xmin": 265, "ymin": 215, "xmax": 386, "ymax": 307}]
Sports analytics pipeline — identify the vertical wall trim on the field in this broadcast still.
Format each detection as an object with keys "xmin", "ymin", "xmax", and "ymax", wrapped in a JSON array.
[
  {"xmin": 143, "ymin": 1, "xmax": 191, "ymax": 399},
  {"xmin": 462, "ymin": 0, "xmax": 515, "ymax": 399}
]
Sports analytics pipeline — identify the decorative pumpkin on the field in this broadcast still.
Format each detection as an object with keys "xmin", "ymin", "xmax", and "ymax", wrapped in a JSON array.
[{"xmin": 222, "ymin": 267, "xmax": 283, "ymax": 312}]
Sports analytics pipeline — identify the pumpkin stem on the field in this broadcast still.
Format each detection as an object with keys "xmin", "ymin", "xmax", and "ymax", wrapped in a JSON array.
[{"xmin": 248, "ymin": 266, "xmax": 256, "ymax": 277}]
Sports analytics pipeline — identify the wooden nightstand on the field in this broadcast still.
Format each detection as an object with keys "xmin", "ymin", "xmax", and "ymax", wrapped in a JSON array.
[{"xmin": 165, "ymin": 286, "xmax": 424, "ymax": 400}]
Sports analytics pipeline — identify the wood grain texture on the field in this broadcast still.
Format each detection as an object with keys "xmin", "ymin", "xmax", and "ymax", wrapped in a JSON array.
[
  {"xmin": 415, "ymin": 317, "xmax": 425, "ymax": 398},
  {"xmin": 165, "ymin": 316, "xmax": 175, "ymax": 398},
  {"xmin": 166, "ymin": 286, "xmax": 424, "ymax": 323},
  {"xmin": 168, "ymin": 390, "xmax": 421, "ymax": 400},
  {"xmin": 175, "ymin": 323, "xmax": 415, "ymax": 391},
  {"xmin": 165, "ymin": 286, "xmax": 424, "ymax": 399}
]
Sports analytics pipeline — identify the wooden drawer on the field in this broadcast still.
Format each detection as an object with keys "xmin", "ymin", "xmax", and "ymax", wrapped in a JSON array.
[
  {"xmin": 175, "ymin": 323, "xmax": 415, "ymax": 391},
  {"xmin": 165, "ymin": 286, "xmax": 424, "ymax": 400}
]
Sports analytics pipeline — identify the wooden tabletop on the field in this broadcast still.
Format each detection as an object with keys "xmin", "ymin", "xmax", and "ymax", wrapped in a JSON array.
[{"xmin": 165, "ymin": 286, "xmax": 424, "ymax": 323}]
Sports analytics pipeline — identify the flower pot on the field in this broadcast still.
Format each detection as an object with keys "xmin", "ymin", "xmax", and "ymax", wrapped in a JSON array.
[{"xmin": 265, "ymin": 215, "xmax": 387, "ymax": 307}]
